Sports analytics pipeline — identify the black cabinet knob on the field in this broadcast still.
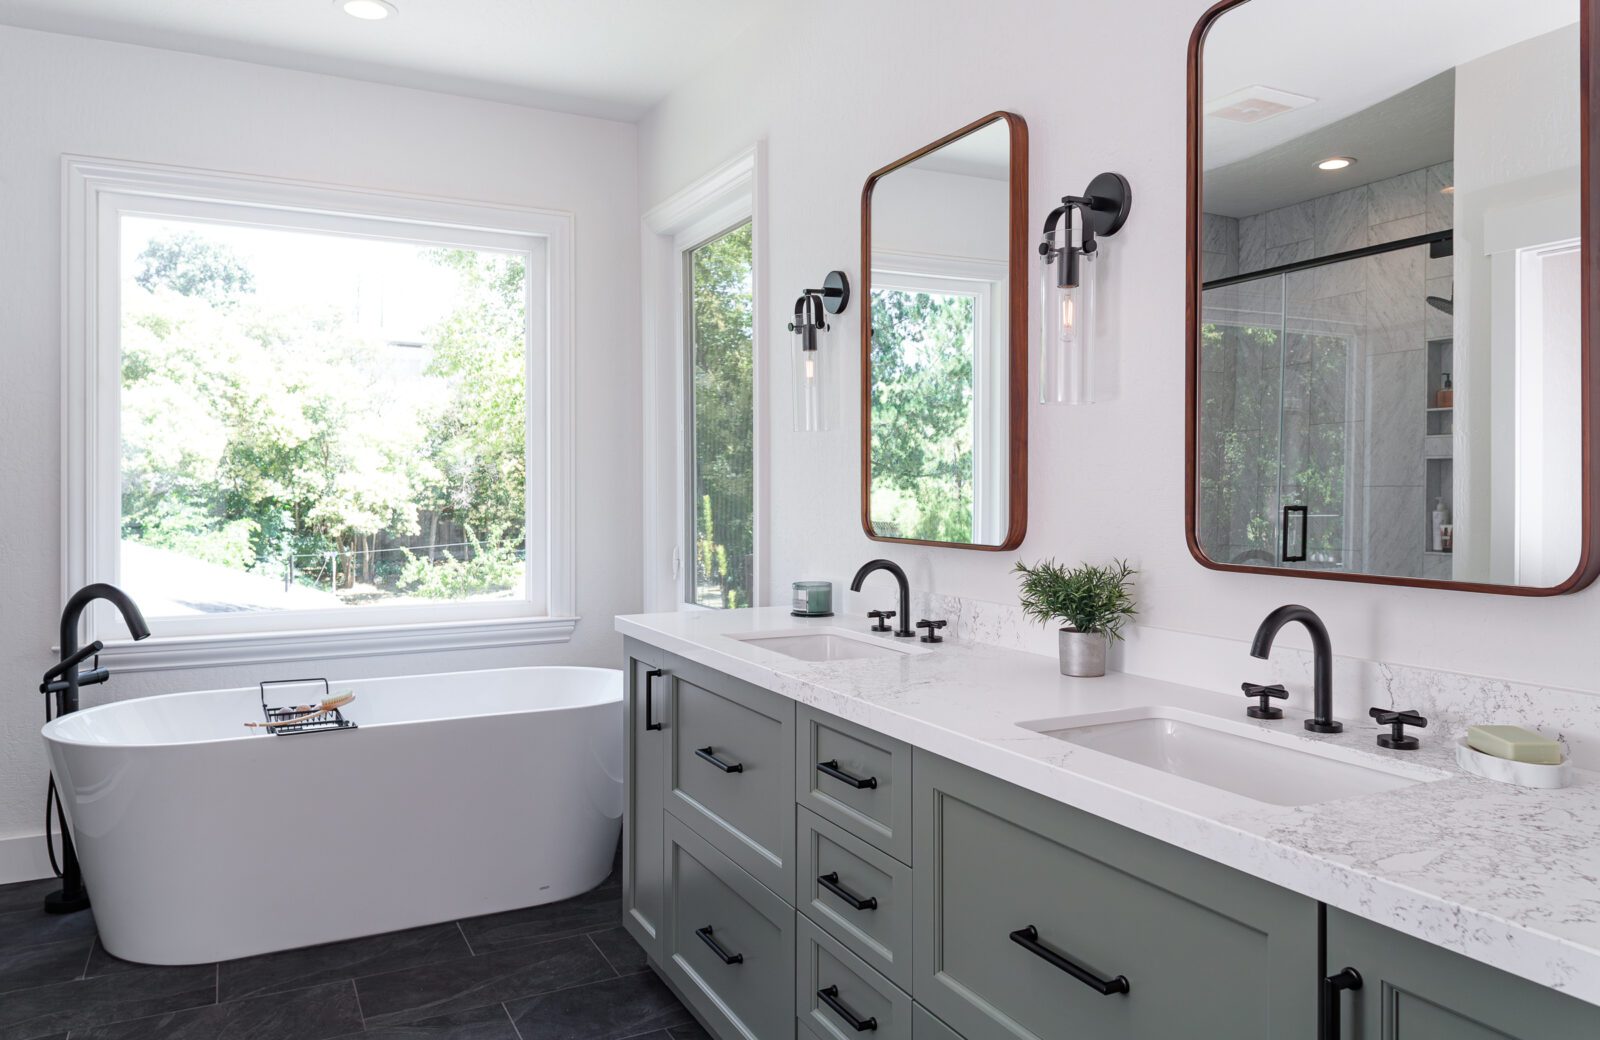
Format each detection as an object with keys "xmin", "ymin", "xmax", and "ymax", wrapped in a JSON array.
[
  {"xmin": 1370, "ymin": 707, "xmax": 1427, "ymax": 750},
  {"xmin": 866, "ymin": 610, "xmax": 895, "ymax": 633},
  {"xmin": 916, "ymin": 619, "xmax": 947, "ymax": 643},
  {"xmin": 1242, "ymin": 682, "xmax": 1288, "ymax": 720}
]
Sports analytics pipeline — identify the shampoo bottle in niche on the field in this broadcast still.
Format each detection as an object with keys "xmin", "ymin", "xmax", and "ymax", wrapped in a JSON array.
[
  {"xmin": 1431, "ymin": 498, "xmax": 1450, "ymax": 552},
  {"xmin": 1436, "ymin": 373, "xmax": 1454, "ymax": 408}
]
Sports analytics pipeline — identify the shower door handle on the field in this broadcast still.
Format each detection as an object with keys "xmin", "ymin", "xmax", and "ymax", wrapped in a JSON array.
[
  {"xmin": 1282, "ymin": 504, "xmax": 1308, "ymax": 563},
  {"xmin": 643, "ymin": 669, "xmax": 664, "ymax": 731}
]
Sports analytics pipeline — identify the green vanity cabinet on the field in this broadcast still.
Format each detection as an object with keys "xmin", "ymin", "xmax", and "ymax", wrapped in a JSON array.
[
  {"xmin": 1325, "ymin": 908, "xmax": 1600, "ymax": 1039},
  {"xmin": 623, "ymin": 641, "xmax": 670, "ymax": 961},
  {"xmin": 622, "ymin": 647, "xmax": 1598, "ymax": 1040},
  {"xmin": 912, "ymin": 751, "xmax": 1320, "ymax": 1040}
]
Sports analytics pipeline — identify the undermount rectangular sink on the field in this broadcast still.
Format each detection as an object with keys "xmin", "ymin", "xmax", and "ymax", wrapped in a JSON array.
[
  {"xmin": 1021, "ymin": 708, "xmax": 1437, "ymax": 807},
  {"xmin": 727, "ymin": 628, "xmax": 926, "ymax": 662}
]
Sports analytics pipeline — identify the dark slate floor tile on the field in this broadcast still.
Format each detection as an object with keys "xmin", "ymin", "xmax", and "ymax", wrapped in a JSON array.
[
  {"xmin": 0, "ymin": 906, "xmax": 97, "ymax": 952},
  {"xmin": 667, "ymin": 1021, "xmax": 712, "ymax": 1040},
  {"xmin": 0, "ymin": 962, "xmax": 214, "ymax": 1040},
  {"xmin": 587, "ymin": 927, "xmax": 647, "ymax": 976},
  {"xmin": 349, "ymin": 1003, "xmax": 522, "ymax": 1039},
  {"xmin": 458, "ymin": 885, "xmax": 622, "ymax": 953},
  {"xmin": 0, "ymin": 879, "xmax": 58, "ymax": 916},
  {"xmin": 218, "ymin": 922, "xmax": 470, "ymax": 1001},
  {"xmin": 0, "ymin": 938, "xmax": 91, "ymax": 995},
  {"xmin": 506, "ymin": 971, "xmax": 693, "ymax": 1040},
  {"xmin": 81, "ymin": 939, "xmax": 208, "ymax": 980},
  {"xmin": 70, "ymin": 979, "xmax": 360, "ymax": 1040},
  {"xmin": 358, "ymin": 934, "xmax": 615, "ymax": 1027}
]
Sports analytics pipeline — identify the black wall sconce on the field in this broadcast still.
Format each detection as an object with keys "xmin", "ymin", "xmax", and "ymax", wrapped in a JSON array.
[
  {"xmin": 788, "ymin": 270, "xmax": 850, "ymax": 432},
  {"xmin": 1038, "ymin": 172, "xmax": 1132, "ymax": 404}
]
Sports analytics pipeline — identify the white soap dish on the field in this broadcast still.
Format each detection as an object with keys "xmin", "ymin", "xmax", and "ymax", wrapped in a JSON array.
[{"xmin": 1454, "ymin": 737, "xmax": 1572, "ymax": 789}]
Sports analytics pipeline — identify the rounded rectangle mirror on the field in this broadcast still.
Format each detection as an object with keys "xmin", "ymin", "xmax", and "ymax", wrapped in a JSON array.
[
  {"xmin": 1187, "ymin": 0, "xmax": 1599, "ymax": 593},
  {"xmin": 861, "ymin": 112, "xmax": 1028, "ymax": 550}
]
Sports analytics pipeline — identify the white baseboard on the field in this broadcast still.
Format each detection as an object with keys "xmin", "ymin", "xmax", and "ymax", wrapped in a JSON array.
[{"xmin": 0, "ymin": 832, "xmax": 55, "ymax": 885}]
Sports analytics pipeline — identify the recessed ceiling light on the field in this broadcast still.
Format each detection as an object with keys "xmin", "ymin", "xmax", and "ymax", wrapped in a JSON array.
[
  {"xmin": 1440, "ymin": 185, "xmax": 1456, "ymax": 195},
  {"xmin": 340, "ymin": 0, "xmax": 395, "ymax": 20},
  {"xmin": 1317, "ymin": 157, "xmax": 1356, "ymax": 171}
]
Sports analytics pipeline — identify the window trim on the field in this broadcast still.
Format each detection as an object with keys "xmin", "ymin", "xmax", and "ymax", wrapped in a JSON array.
[
  {"xmin": 62, "ymin": 156, "xmax": 577, "ymax": 668},
  {"xmin": 641, "ymin": 146, "xmax": 766, "ymax": 612}
]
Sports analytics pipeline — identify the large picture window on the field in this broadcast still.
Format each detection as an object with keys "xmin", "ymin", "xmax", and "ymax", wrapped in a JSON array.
[{"xmin": 65, "ymin": 159, "xmax": 574, "ymax": 663}]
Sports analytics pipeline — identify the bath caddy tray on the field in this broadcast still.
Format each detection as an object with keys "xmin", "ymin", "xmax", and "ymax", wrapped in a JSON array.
[{"xmin": 259, "ymin": 678, "xmax": 357, "ymax": 736}]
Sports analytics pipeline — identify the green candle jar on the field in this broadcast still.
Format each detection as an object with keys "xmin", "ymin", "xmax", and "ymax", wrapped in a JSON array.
[{"xmin": 791, "ymin": 581, "xmax": 833, "ymax": 617}]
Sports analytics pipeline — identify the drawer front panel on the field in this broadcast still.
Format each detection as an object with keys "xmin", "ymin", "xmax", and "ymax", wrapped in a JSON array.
[
  {"xmin": 798, "ymin": 914, "xmax": 912, "ymax": 1040},
  {"xmin": 912, "ymin": 1005, "xmax": 963, "ymax": 1040},
  {"xmin": 623, "ymin": 643, "xmax": 669, "ymax": 961},
  {"xmin": 797, "ymin": 706, "xmax": 912, "ymax": 862},
  {"xmin": 663, "ymin": 813, "xmax": 795, "ymax": 1040},
  {"xmin": 670, "ymin": 664, "xmax": 795, "ymax": 895},
  {"xmin": 914, "ymin": 752, "xmax": 1317, "ymax": 1040},
  {"xmin": 797, "ymin": 807, "xmax": 913, "ymax": 991}
]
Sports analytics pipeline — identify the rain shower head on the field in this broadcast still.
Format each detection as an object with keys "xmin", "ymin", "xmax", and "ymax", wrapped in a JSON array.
[{"xmin": 1426, "ymin": 295, "xmax": 1454, "ymax": 316}]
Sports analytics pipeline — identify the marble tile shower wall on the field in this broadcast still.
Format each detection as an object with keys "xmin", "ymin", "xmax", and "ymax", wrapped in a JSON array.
[
  {"xmin": 907, "ymin": 590, "xmax": 1600, "ymax": 768},
  {"xmin": 1199, "ymin": 162, "xmax": 1454, "ymax": 579}
]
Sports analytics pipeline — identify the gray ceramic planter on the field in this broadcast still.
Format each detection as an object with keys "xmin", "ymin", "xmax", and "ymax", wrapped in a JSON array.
[{"xmin": 1058, "ymin": 628, "xmax": 1107, "ymax": 677}]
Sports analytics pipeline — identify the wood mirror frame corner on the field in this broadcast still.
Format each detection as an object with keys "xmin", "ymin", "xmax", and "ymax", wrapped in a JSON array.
[
  {"xmin": 1183, "ymin": 0, "xmax": 1600, "ymax": 595},
  {"xmin": 859, "ymin": 111, "xmax": 1030, "ymax": 551}
]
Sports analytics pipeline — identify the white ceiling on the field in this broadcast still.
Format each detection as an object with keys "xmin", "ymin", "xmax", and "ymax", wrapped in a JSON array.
[
  {"xmin": 0, "ymin": 0, "xmax": 786, "ymax": 120},
  {"xmin": 1201, "ymin": 0, "xmax": 1578, "ymax": 168}
]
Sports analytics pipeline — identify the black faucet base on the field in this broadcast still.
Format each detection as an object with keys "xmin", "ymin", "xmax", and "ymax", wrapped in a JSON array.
[
  {"xmin": 1305, "ymin": 719, "xmax": 1343, "ymax": 734},
  {"xmin": 43, "ymin": 887, "xmax": 90, "ymax": 915},
  {"xmin": 1377, "ymin": 733, "xmax": 1420, "ymax": 751},
  {"xmin": 1247, "ymin": 705, "xmax": 1284, "ymax": 720}
]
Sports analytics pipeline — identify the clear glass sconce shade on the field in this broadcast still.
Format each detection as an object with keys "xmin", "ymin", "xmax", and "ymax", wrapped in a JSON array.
[
  {"xmin": 1040, "ymin": 248, "xmax": 1097, "ymax": 405},
  {"xmin": 793, "ymin": 333, "xmax": 827, "ymax": 432}
]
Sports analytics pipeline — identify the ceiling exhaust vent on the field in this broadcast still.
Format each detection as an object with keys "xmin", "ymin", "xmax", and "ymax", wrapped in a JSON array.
[{"xmin": 1205, "ymin": 85, "xmax": 1316, "ymax": 124}]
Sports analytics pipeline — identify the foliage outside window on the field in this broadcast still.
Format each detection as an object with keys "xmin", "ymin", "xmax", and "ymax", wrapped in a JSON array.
[
  {"xmin": 687, "ymin": 222, "xmax": 754, "ymax": 609},
  {"xmin": 869, "ymin": 287, "xmax": 977, "ymax": 543},
  {"xmin": 118, "ymin": 216, "xmax": 531, "ymax": 617}
]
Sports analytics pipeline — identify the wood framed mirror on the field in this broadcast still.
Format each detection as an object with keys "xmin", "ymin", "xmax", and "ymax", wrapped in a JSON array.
[
  {"xmin": 1186, "ymin": 0, "xmax": 1600, "ymax": 594},
  {"xmin": 860, "ymin": 112, "xmax": 1028, "ymax": 550}
]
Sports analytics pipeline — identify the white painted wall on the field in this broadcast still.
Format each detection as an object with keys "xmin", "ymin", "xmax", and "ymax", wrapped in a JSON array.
[
  {"xmin": 637, "ymin": 0, "xmax": 1600, "ymax": 707},
  {"xmin": 0, "ymin": 25, "xmax": 641, "ymax": 879}
]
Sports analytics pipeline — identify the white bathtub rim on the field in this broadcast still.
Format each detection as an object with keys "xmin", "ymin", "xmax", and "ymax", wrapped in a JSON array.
[{"xmin": 41, "ymin": 664, "xmax": 622, "ymax": 750}]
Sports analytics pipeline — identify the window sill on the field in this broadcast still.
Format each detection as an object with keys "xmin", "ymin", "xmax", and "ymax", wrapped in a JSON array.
[{"xmin": 93, "ymin": 615, "xmax": 579, "ymax": 673}]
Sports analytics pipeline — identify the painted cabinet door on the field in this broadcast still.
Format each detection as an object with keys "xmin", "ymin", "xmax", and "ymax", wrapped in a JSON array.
[
  {"xmin": 913, "ymin": 750, "xmax": 1319, "ymax": 1040},
  {"xmin": 622, "ymin": 640, "xmax": 670, "ymax": 961},
  {"xmin": 1325, "ymin": 908, "xmax": 1600, "ymax": 1039}
]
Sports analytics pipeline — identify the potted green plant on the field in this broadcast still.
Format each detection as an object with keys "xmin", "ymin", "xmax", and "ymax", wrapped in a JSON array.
[{"xmin": 1012, "ymin": 558, "xmax": 1137, "ymax": 677}]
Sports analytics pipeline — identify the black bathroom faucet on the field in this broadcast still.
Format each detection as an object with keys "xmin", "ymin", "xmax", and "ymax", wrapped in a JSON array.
[
  {"xmin": 1250, "ymin": 604, "xmax": 1342, "ymax": 734},
  {"xmin": 850, "ymin": 559, "xmax": 915, "ymax": 638},
  {"xmin": 40, "ymin": 583, "xmax": 151, "ymax": 915}
]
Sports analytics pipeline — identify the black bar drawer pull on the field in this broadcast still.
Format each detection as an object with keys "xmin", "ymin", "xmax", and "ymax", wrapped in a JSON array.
[
  {"xmin": 695, "ymin": 925, "xmax": 743, "ymax": 965},
  {"xmin": 1009, "ymin": 925, "xmax": 1129, "ymax": 996},
  {"xmin": 817, "ymin": 872, "xmax": 878, "ymax": 911},
  {"xmin": 695, "ymin": 746, "xmax": 743, "ymax": 773},
  {"xmin": 817, "ymin": 759, "xmax": 877, "ymax": 789},
  {"xmin": 817, "ymin": 986, "xmax": 878, "ymax": 1032},
  {"xmin": 644, "ymin": 669, "xmax": 663, "ymax": 731},
  {"xmin": 1319, "ymin": 967, "xmax": 1362, "ymax": 1040}
]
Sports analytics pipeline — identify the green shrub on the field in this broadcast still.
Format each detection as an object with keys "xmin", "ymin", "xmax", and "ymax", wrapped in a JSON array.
[{"xmin": 1012, "ymin": 558, "xmax": 1138, "ymax": 640}]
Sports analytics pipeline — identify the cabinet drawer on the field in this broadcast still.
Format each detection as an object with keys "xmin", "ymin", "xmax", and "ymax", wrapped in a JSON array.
[
  {"xmin": 797, "ymin": 705, "xmax": 912, "ymax": 862},
  {"xmin": 798, "ymin": 914, "xmax": 912, "ymax": 1040},
  {"xmin": 663, "ymin": 813, "xmax": 795, "ymax": 1040},
  {"xmin": 670, "ymin": 659, "xmax": 796, "ymax": 896},
  {"xmin": 797, "ymin": 807, "xmax": 913, "ymax": 991},
  {"xmin": 913, "ymin": 751, "xmax": 1317, "ymax": 1040},
  {"xmin": 912, "ymin": 1005, "xmax": 963, "ymax": 1040}
]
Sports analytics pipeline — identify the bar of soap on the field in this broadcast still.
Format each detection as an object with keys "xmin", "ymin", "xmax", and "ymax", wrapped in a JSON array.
[{"xmin": 1466, "ymin": 725, "xmax": 1563, "ymax": 765}]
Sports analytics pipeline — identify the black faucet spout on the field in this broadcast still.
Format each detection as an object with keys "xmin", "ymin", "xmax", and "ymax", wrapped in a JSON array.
[
  {"xmin": 850, "ymin": 560, "xmax": 915, "ymax": 637},
  {"xmin": 1250, "ymin": 604, "xmax": 1341, "ymax": 733}
]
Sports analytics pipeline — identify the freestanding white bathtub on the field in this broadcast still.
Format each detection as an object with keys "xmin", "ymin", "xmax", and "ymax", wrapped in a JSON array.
[{"xmin": 41, "ymin": 666, "xmax": 622, "ymax": 965}]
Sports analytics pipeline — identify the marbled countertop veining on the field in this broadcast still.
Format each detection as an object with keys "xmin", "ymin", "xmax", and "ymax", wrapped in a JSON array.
[{"xmin": 616, "ymin": 607, "xmax": 1600, "ymax": 1006}]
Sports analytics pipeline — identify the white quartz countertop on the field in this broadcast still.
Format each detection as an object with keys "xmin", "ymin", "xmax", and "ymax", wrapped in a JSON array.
[{"xmin": 616, "ymin": 607, "xmax": 1600, "ymax": 1006}]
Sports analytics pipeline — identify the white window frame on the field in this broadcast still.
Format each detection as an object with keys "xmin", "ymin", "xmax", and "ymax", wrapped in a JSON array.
[
  {"xmin": 63, "ymin": 156, "xmax": 576, "ymax": 670},
  {"xmin": 869, "ymin": 252, "xmax": 1008, "ymax": 545},
  {"xmin": 641, "ymin": 146, "xmax": 766, "ymax": 612}
]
